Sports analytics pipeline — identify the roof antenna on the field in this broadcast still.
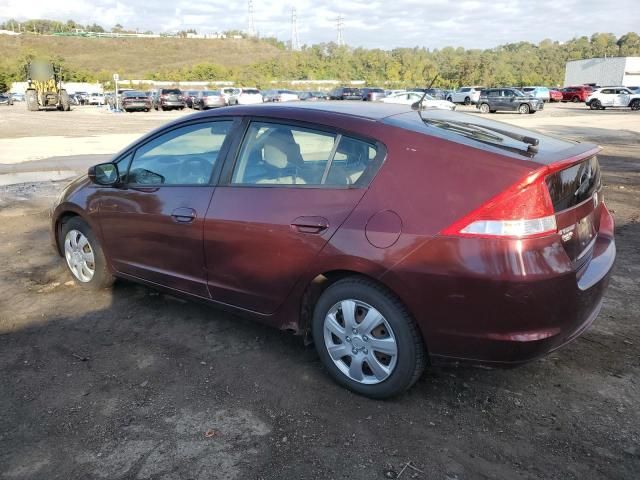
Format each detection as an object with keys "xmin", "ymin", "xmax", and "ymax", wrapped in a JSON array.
[{"xmin": 412, "ymin": 74, "xmax": 439, "ymax": 112}]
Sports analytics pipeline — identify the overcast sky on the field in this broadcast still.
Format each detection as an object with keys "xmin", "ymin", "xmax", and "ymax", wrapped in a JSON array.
[{"xmin": 2, "ymin": 0, "xmax": 639, "ymax": 49}]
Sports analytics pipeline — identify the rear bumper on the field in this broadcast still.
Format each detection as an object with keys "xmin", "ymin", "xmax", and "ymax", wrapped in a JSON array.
[
  {"xmin": 160, "ymin": 101, "xmax": 184, "ymax": 107},
  {"xmin": 385, "ymin": 204, "xmax": 615, "ymax": 366}
]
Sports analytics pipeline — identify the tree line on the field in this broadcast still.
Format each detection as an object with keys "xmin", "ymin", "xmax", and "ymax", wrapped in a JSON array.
[
  {"xmin": 146, "ymin": 32, "xmax": 640, "ymax": 89},
  {"xmin": 1, "ymin": 20, "xmax": 639, "ymax": 92}
]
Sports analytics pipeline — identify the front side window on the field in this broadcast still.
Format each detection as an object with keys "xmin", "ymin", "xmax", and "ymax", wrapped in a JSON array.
[
  {"xmin": 231, "ymin": 122, "xmax": 378, "ymax": 187},
  {"xmin": 127, "ymin": 121, "xmax": 233, "ymax": 185}
]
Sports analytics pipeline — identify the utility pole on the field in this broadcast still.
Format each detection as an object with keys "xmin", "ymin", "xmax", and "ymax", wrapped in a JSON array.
[
  {"xmin": 336, "ymin": 15, "xmax": 344, "ymax": 47},
  {"xmin": 247, "ymin": 0, "xmax": 256, "ymax": 37},
  {"xmin": 291, "ymin": 7, "xmax": 300, "ymax": 51}
]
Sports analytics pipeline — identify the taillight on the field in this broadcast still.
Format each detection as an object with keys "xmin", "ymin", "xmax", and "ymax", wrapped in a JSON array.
[{"xmin": 442, "ymin": 170, "xmax": 557, "ymax": 239}]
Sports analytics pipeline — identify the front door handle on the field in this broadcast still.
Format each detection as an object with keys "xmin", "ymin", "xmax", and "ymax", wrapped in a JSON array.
[
  {"xmin": 171, "ymin": 207, "xmax": 196, "ymax": 223},
  {"xmin": 291, "ymin": 216, "xmax": 329, "ymax": 234}
]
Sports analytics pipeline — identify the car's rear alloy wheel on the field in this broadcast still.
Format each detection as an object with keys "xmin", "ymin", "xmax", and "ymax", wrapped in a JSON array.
[
  {"xmin": 61, "ymin": 217, "xmax": 114, "ymax": 289},
  {"xmin": 479, "ymin": 103, "xmax": 490, "ymax": 114},
  {"xmin": 323, "ymin": 299, "xmax": 398, "ymax": 384},
  {"xmin": 518, "ymin": 103, "xmax": 530, "ymax": 114},
  {"xmin": 312, "ymin": 277, "xmax": 426, "ymax": 398},
  {"xmin": 464, "ymin": 96, "xmax": 471, "ymax": 105},
  {"xmin": 590, "ymin": 100, "xmax": 602, "ymax": 110}
]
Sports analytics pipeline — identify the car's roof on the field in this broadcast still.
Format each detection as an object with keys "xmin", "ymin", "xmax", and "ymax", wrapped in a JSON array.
[{"xmin": 218, "ymin": 101, "xmax": 413, "ymax": 120}]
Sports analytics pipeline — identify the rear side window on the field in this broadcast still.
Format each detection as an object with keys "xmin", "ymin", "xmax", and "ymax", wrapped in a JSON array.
[
  {"xmin": 126, "ymin": 121, "xmax": 233, "ymax": 185},
  {"xmin": 231, "ymin": 122, "xmax": 379, "ymax": 187}
]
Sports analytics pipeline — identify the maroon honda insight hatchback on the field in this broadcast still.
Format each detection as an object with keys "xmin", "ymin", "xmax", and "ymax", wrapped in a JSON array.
[{"xmin": 50, "ymin": 102, "xmax": 615, "ymax": 398}]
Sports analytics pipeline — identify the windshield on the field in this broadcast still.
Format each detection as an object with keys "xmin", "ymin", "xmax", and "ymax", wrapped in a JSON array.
[
  {"xmin": 512, "ymin": 89, "xmax": 526, "ymax": 96},
  {"xmin": 459, "ymin": 88, "xmax": 471, "ymax": 92},
  {"xmin": 124, "ymin": 91, "xmax": 145, "ymax": 97},
  {"xmin": 162, "ymin": 89, "xmax": 181, "ymax": 94}
]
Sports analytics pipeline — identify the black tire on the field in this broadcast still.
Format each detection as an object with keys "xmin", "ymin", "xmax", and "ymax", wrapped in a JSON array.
[
  {"xmin": 60, "ymin": 89, "xmax": 71, "ymax": 111},
  {"xmin": 630, "ymin": 99, "xmax": 640, "ymax": 111},
  {"xmin": 590, "ymin": 100, "xmax": 602, "ymax": 110},
  {"xmin": 312, "ymin": 277, "xmax": 426, "ymax": 399},
  {"xmin": 572, "ymin": 96, "xmax": 579, "ymax": 103},
  {"xmin": 479, "ymin": 103, "xmax": 490, "ymax": 114},
  {"xmin": 464, "ymin": 96, "xmax": 471, "ymax": 105},
  {"xmin": 26, "ymin": 89, "xmax": 39, "ymax": 111},
  {"xmin": 59, "ymin": 217, "xmax": 114, "ymax": 290},
  {"xmin": 489, "ymin": 109, "xmax": 497, "ymax": 113},
  {"xmin": 518, "ymin": 103, "xmax": 530, "ymax": 114},
  {"xmin": 446, "ymin": 96, "xmax": 452, "ymax": 102}
]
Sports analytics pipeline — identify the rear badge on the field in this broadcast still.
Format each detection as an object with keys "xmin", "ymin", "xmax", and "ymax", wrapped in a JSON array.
[{"xmin": 559, "ymin": 225, "xmax": 575, "ymax": 242}]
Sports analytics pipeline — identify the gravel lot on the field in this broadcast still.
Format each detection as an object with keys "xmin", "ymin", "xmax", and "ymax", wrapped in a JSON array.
[{"xmin": 0, "ymin": 103, "xmax": 639, "ymax": 480}]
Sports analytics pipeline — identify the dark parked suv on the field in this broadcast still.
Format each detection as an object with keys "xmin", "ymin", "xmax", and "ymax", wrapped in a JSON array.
[
  {"xmin": 51, "ymin": 103, "xmax": 613, "ymax": 398},
  {"xmin": 328, "ymin": 87, "xmax": 362, "ymax": 100},
  {"xmin": 153, "ymin": 88, "xmax": 185, "ymax": 111},
  {"xmin": 477, "ymin": 88, "xmax": 544, "ymax": 114}
]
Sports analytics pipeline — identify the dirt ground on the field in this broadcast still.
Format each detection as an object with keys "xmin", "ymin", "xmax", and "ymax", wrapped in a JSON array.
[{"xmin": 0, "ymin": 103, "xmax": 639, "ymax": 480}]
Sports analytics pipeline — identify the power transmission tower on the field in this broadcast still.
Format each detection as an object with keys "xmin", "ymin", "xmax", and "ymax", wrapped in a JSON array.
[
  {"xmin": 291, "ymin": 7, "xmax": 300, "ymax": 50},
  {"xmin": 336, "ymin": 15, "xmax": 344, "ymax": 47},
  {"xmin": 247, "ymin": 0, "xmax": 256, "ymax": 37}
]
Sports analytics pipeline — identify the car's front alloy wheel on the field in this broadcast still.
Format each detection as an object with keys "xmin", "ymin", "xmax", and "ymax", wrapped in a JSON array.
[
  {"xmin": 479, "ymin": 103, "xmax": 490, "ymax": 114},
  {"xmin": 60, "ymin": 217, "xmax": 114, "ymax": 289},
  {"xmin": 312, "ymin": 277, "xmax": 426, "ymax": 399},
  {"xmin": 64, "ymin": 229, "xmax": 95, "ymax": 282}
]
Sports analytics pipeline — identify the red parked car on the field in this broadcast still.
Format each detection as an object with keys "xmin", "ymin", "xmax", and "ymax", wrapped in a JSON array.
[
  {"xmin": 50, "ymin": 103, "xmax": 615, "ymax": 398},
  {"xmin": 549, "ymin": 88, "xmax": 564, "ymax": 102},
  {"xmin": 562, "ymin": 86, "xmax": 593, "ymax": 103}
]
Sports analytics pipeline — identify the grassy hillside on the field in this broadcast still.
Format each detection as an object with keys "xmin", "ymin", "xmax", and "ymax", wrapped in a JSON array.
[{"xmin": 0, "ymin": 35, "xmax": 285, "ymax": 79}]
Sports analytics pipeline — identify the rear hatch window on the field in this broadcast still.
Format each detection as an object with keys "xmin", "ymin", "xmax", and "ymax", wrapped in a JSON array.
[
  {"xmin": 546, "ymin": 156, "xmax": 601, "ymax": 212},
  {"xmin": 547, "ymin": 156, "xmax": 602, "ymax": 264}
]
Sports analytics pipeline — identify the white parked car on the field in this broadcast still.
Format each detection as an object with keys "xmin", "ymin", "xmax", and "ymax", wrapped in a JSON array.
[
  {"xmin": 380, "ymin": 91, "xmax": 456, "ymax": 110},
  {"xmin": 229, "ymin": 88, "xmax": 264, "ymax": 105},
  {"xmin": 446, "ymin": 86, "xmax": 485, "ymax": 105},
  {"xmin": 586, "ymin": 87, "xmax": 640, "ymax": 110},
  {"xmin": 220, "ymin": 87, "xmax": 236, "ymax": 105},
  {"xmin": 88, "ymin": 93, "xmax": 105, "ymax": 105}
]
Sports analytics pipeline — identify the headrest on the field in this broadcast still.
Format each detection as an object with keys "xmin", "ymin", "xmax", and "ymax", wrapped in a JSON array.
[{"xmin": 262, "ymin": 129, "xmax": 301, "ymax": 169}]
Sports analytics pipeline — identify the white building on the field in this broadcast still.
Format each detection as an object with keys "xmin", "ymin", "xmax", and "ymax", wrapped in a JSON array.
[{"xmin": 564, "ymin": 57, "xmax": 640, "ymax": 87}]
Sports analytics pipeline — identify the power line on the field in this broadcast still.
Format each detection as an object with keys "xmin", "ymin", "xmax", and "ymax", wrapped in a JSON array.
[
  {"xmin": 291, "ymin": 7, "xmax": 300, "ymax": 51},
  {"xmin": 336, "ymin": 15, "xmax": 344, "ymax": 47},
  {"xmin": 247, "ymin": 0, "xmax": 256, "ymax": 37}
]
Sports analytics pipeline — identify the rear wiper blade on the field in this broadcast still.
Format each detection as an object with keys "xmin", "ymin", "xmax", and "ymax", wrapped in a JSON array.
[{"xmin": 422, "ymin": 118, "xmax": 540, "ymax": 155}]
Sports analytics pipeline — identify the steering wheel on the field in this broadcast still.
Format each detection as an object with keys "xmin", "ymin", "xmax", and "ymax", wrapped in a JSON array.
[{"xmin": 178, "ymin": 157, "xmax": 211, "ymax": 184}]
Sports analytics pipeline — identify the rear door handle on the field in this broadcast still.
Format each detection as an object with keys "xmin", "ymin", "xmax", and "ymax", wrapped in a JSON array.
[
  {"xmin": 171, "ymin": 207, "xmax": 196, "ymax": 223},
  {"xmin": 291, "ymin": 216, "xmax": 329, "ymax": 234}
]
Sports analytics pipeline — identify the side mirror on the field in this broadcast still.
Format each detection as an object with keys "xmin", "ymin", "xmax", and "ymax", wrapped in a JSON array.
[{"xmin": 88, "ymin": 162, "xmax": 119, "ymax": 186}]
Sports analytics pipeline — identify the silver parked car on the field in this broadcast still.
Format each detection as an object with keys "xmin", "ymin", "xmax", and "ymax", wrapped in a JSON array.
[{"xmin": 193, "ymin": 90, "xmax": 226, "ymax": 110}]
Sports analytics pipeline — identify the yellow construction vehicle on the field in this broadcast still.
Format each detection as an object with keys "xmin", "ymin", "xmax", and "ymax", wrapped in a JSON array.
[{"xmin": 24, "ymin": 61, "xmax": 70, "ymax": 111}]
